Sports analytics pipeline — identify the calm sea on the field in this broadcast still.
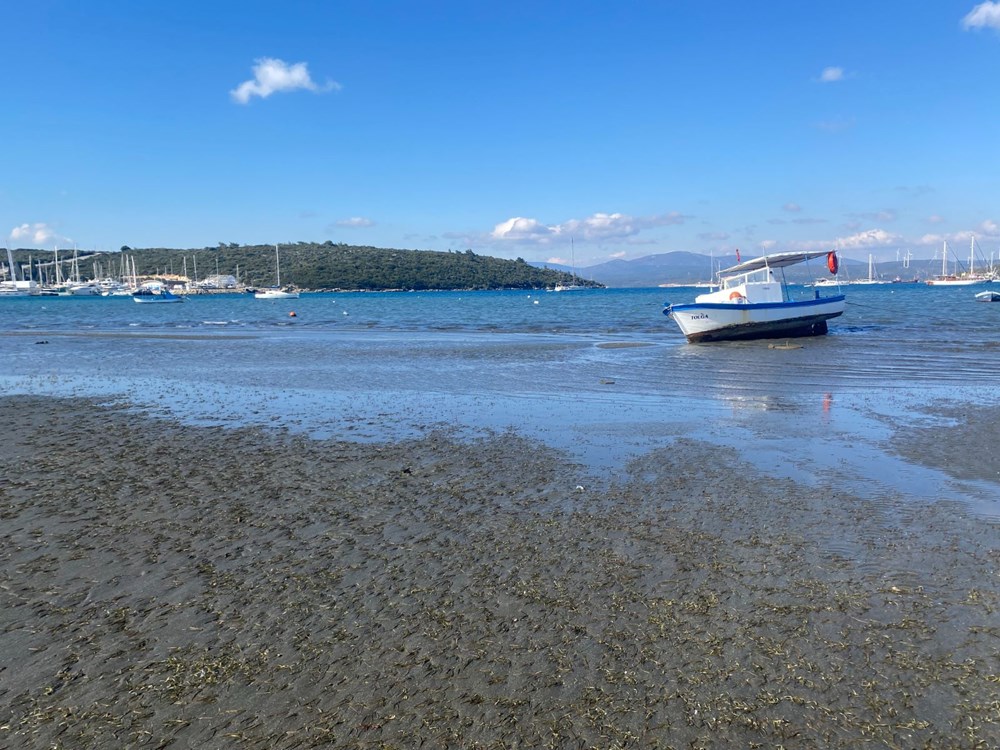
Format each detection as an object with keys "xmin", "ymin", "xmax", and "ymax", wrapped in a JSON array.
[{"xmin": 2, "ymin": 285, "xmax": 999, "ymax": 513}]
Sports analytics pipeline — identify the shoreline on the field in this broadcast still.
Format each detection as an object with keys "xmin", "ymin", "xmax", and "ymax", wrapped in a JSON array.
[{"xmin": 1, "ymin": 396, "xmax": 998, "ymax": 748}]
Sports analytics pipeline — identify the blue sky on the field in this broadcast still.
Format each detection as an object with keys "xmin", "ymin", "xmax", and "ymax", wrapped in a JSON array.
[{"xmin": 3, "ymin": 1, "xmax": 999, "ymax": 267}]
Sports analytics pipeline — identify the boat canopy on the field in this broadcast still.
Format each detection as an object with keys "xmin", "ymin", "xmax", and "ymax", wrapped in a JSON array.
[{"xmin": 720, "ymin": 250, "xmax": 833, "ymax": 276}]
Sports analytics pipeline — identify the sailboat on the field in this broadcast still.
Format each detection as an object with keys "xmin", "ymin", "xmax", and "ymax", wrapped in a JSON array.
[
  {"xmin": 255, "ymin": 244, "xmax": 300, "ymax": 299},
  {"xmin": 926, "ymin": 239, "xmax": 989, "ymax": 286},
  {"xmin": 851, "ymin": 254, "xmax": 887, "ymax": 285},
  {"xmin": 1, "ymin": 246, "xmax": 41, "ymax": 296},
  {"xmin": 553, "ymin": 238, "xmax": 586, "ymax": 291}
]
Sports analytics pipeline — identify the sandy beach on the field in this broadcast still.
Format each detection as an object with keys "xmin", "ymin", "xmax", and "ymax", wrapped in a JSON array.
[{"xmin": 1, "ymin": 395, "xmax": 998, "ymax": 749}]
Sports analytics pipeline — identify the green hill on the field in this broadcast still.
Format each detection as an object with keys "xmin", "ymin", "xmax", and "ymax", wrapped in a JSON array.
[{"xmin": 7, "ymin": 242, "xmax": 602, "ymax": 292}]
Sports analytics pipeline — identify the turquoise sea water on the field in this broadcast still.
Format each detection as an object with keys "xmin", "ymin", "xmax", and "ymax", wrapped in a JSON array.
[{"xmin": 3, "ymin": 285, "xmax": 999, "ymax": 514}]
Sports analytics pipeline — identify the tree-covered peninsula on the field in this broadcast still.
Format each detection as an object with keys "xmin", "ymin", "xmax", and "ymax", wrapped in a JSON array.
[{"xmin": 31, "ymin": 242, "xmax": 602, "ymax": 291}]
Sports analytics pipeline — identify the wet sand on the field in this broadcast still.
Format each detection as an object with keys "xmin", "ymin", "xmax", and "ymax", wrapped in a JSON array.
[{"xmin": 1, "ymin": 396, "xmax": 998, "ymax": 749}]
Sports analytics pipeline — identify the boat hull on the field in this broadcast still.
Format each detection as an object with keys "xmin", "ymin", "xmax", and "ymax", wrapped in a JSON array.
[
  {"xmin": 665, "ymin": 296, "xmax": 846, "ymax": 343},
  {"xmin": 254, "ymin": 290, "xmax": 299, "ymax": 299},
  {"xmin": 133, "ymin": 293, "xmax": 184, "ymax": 303}
]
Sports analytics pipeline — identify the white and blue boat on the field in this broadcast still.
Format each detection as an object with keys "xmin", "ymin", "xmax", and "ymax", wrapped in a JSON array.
[
  {"xmin": 133, "ymin": 286, "xmax": 185, "ymax": 303},
  {"xmin": 663, "ymin": 250, "xmax": 845, "ymax": 343}
]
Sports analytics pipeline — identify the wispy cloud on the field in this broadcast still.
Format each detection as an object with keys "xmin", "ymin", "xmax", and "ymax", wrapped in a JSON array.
[
  {"xmin": 962, "ymin": 2, "xmax": 1000, "ymax": 30},
  {"xmin": 849, "ymin": 209, "xmax": 897, "ymax": 223},
  {"xmin": 814, "ymin": 117, "xmax": 856, "ymax": 132},
  {"xmin": 895, "ymin": 184, "xmax": 934, "ymax": 197},
  {"xmin": 697, "ymin": 231, "xmax": 731, "ymax": 241},
  {"xmin": 980, "ymin": 219, "xmax": 999, "ymax": 235},
  {"xmin": 335, "ymin": 217, "xmax": 375, "ymax": 228},
  {"xmin": 927, "ymin": 214, "xmax": 945, "ymax": 224},
  {"xmin": 918, "ymin": 222, "xmax": 999, "ymax": 246},
  {"xmin": 783, "ymin": 202, "xmax": 802, "ymax": 212},
  {"xmin": 818, "ymin": 66, "xmax": 845, "ymax": 83},
  {"xmin": 9, "ymin": 222, "xmax": 67, "ymax": 246},
  {"xmin": 231, "ymin": 57, "xmax": 340, "ymax": 104}
]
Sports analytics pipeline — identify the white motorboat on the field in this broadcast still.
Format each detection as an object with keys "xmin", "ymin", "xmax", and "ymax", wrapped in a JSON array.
[
  {"xmin": 663, "ymin": 250, "xmax": 846, "ymax": 343},
  {"xmin": 974, "ymin": 290, "xmax": 1000, "ymax": 302},
  {"xmin": 0, "ymin": 280, "xmax": 40, "ymax": 296}
]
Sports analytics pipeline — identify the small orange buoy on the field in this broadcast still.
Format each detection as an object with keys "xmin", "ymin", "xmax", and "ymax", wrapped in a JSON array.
[{"xmin": 288, "ymin": 311, "xmax": 297, "ymax": 317}]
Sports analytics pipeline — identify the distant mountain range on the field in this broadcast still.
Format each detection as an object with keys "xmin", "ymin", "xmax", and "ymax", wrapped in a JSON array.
[{"xmin": 535, "ymin": 251, "xmax": 944, "ymax": 287}]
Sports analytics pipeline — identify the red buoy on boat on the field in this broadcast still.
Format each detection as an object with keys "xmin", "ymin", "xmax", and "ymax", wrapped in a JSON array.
[{"xmin": 827, "ymin": 251, "xmax": 839, "ymax": 275}]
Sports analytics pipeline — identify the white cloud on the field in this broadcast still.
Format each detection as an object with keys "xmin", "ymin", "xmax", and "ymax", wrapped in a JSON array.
[
  {"xmin": 962, "ymin": 2, "xmax": 1000, "ymax": 30},
  {"xmin": 336, "ymin": 217, "xmax": 374, "ymax": 228},
  {"xmin": 231, "ymin": 57, "xmax": 340, "ymax": 104},
  {"xmin": 491, "ymin": 217, "xmax": 557, "ymax": 241},
  {"xmin": 491, "ymin": 210, "xmax": 689, "ymax": 245},
  {"xmin": 563, "ymin": 212, "xmax": 639, "ymax": 241},
  {"xmin": 834, "ymin": 228, "xmax": 901, "ymax": 249},
  {"xmin": 819, "ymin": 66, "xmax": 845, "ymax": 82},
  {"xmin": 917, "ymin": 221, "xmax": 998, "ymax": 247},
  {"xmin": 9, "ymin": 222, "xmax": 65, "ymax": 246},
  {"xmin": 759, "ymin": 228, "xmax": 900, "ymax": 256},
  {"xmin": 918, "ymin": 233, "xmax": 947, "ymax": 246},
  {"xmin": 918, "ymin": 232, "xmax": 974, "ymax": 247},
  {"xmin": 783, "ymin": 202, "xmax": 802, "ymax": 212}
]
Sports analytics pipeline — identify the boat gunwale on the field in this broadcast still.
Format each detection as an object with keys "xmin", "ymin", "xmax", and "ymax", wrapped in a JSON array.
[{"xmin": 666, "ymin": 294, "xmax": 846, "ymax": 313}]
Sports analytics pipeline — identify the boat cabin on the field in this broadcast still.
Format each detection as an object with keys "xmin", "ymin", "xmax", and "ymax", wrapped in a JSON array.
[{"xmin": 694, "ymin": 266, "xmax": 786, "ymax": 305}]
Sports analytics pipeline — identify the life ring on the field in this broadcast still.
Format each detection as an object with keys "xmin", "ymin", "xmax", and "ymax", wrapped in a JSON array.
[
  {"xmin": 729, "ymin": 291, "xmax": 746, "ymax": 303},
  {"xmin": 827, "ymin": 251, "xmax": 839, "ymax": 275}
]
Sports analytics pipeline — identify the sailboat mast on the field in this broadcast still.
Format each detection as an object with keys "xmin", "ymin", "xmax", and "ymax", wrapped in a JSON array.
[
  {"xmin": 4, "ymin": 246, "xmax": 17, "ymax": 282},
  {"xmin": 942, "ymin": 241, "xmax": 947, "ymax": 277},
  {"xmin": 275, "ymin": 244, "xmax": 281, "ymax": 287}
]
